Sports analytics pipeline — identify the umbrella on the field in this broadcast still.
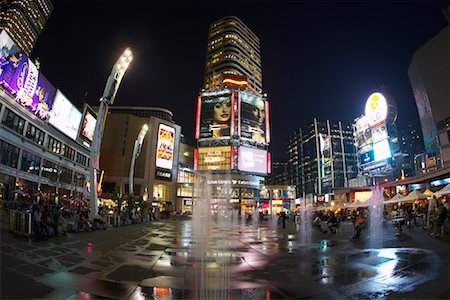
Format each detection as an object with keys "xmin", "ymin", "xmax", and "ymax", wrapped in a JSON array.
[
  {"xmin": 383, "ymin": 193, "xmax": 404, "ymax": 204},
  {"xmin": 435, "ymin": 183, "xmax": 450, "ymax": 197},
  {"xmin": 423, "ymin": 189, "xmax": 435, "ymax": 198},
  {"xmin": 401, "ymin": 190, "xmax": 427, "ymax": 202}
]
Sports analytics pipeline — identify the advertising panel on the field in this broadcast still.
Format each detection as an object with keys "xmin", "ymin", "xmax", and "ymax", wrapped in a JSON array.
[
  {"xmin": 240, "ymin": 92, "xmax": 267, "ymax": 144},
  {"xmin": 49, "ymin": 90, "xmax": 82, "ymax": 140},
  {"xmin": 238, "ymin": 146, "xmax": 267, "ymax": 174},
  {"xmin": 156, "ymin": 123, "xmax": 175, "ymax": 170},
  {"xmin": 373, "ymin": 139, "xmax": 391, "ymax": 161},
  {"xmin": 365, "ymin": 92, "xmax": 388, "ymax": 128},
  {"xmin": 371, "ymin": 124, "xmax": 388, "ymax": 144},
  {"xmin": 80, "ymin": 108, "xmax": 97, "ymax": 143},
  {"xmin": 359, "ymin": 150, "xmax": 375, "ymax": 165},
  {"xmin": 197, "ymin": 146, "xmax": 232, "ymax": 171},
  {"xmin": 199, "ymin": 92, "xmax": 232, "ymax": 139},
  {"xmin": 0, "ymin": 30, "xmax": 56, "ymax": 119},
  {"xmin": 354, "ymin": 116, "xmax": 372, "ymax": 149}
]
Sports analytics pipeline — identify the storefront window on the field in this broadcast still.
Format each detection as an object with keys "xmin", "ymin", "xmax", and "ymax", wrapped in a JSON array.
[
  {"xmin": 153, "ymin": 184, "xmax": 168, "ymax": 200},
  {"xmin": 0, "ymin": 139, "xmax": 19, "ymax": 169},
  {"xmin": 74, "ymin": 172, "xmax": 85, "ymax": 187},
  {"xmin": 41, "ymin": 159, "xmax": 58, "ymax": 183},
  {"xmin": 47, "ymin": 136, "xmax": 62, "ymax": 155},
  {"xmin": 177, "ymin": 186, "xmax": 193, "ymax": 197},
  {"xmin": 59, "ymin": 166, "xmax": 73, "ymax": 184},
  {"xmin": 20, "ymin": 150, "xmax": 41, "ymax": 175}
]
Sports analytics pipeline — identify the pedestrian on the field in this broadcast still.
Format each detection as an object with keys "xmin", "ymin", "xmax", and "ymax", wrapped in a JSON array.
[
  {"xmin": 32, "ymin": 204, "xmax": 42, "ymax": 240},
  {"xmin": 352, "ymin": 213, "xmax": 367, "ymax": 239}
]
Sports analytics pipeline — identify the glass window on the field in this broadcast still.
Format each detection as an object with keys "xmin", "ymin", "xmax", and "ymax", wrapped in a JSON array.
[
  {"xmin": 47, "ymin": 136, "xmax": 62, "ymax": 154},
  {"xmin": 59, "ymin": 166, "xmax": 73, "ymax": 184},
  {"xmin": 0, "ymin": 139, "xmax": 19, "ymax": 168},
  {"xmin": 25, "ymin": 123, "xmax": 45, "ymax": 146},
  {"xmin": 41, "ymin": 159, "xmax": 58, "ymax": 183},
  {"xmin": 2, "ymin": 108, "xmax": 25, "ymax": 134},
  {"xmin": 74, "ymin": 172, "xmax": 86, "ymax": 187},
  {"xmin": 20, "ymin": 150, "xmax": 41, "ymax": 175},
  {"xmin": 61, "ymin": 144, "xmax": 75, "ymax": 161},
  {"xmin": 76, "ymin": 152, "xmax": 88, "ymax": 166}
]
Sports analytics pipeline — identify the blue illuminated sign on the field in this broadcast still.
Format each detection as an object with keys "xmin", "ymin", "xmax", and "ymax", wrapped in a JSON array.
[{"xmin": 430, "ymin": 177, "xmax": 450, "ymax": 187}]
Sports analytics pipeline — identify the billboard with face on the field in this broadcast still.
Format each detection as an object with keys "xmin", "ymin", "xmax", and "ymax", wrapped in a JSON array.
[
  {"xmin": 0, "ymin": 30, "xmax": 56, "ymax": 120},
  {"xmin": 199, "ymin": 92, "xmax": 232, "ymax": 139},
  {"xmin": 156, "ymin": 124, "xmax": 175, "ymax": 170},
  {"xmin": 240, "ymin": 92, "xmax": 267, "ymax": 144},
  {"xmin": 49, "ymin": 90, "xmax": 82, "ymax": 140},
  {"xmin": 238, "ymin": 146, "xmax": 267, "ymax": 174},
  {"xmin": 80, "ymin": 108, "xmax": 97, "ymax": 143}
]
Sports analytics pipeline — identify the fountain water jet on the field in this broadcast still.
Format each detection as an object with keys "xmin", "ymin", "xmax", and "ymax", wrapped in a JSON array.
[{"xmin": 368, "ymin": 187, "xmax": 384, "ymax": 249}]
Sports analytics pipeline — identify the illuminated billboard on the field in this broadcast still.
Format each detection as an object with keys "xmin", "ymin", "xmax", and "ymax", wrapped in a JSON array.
[
  {"xmin": 197, "ymin": 146, "xmax": 232, "ymax": 171},
  {"xmin": 80, "ymin": 108, "xmax": 97, "ymax": 143},
  {"xmin": 240, "ymin": 92, "xmax": 268, "ymax": 144},
  {"xmin": 156, "ymin": 124, "xmax": 175, "ymax": 170},
  {"xmin": 199, "ymin": 92, "xmax": 232, "ymax": 139},
  {"xmin": 359, "ymin": 150, "xmax": 375, "ymax": 164},
  {"xmin": 373, "ymin": 139, "xmax": 391, "ymax": 161},
  {"xmin": 49, "ymin": 90, "xmax": 82, "ymax": 140},
  {"xmin": 365, "ymin": 92, "xmax": 388, "ymax": 128},
  {"xmin": 354, "ymin": 116, "xmax": 372, "ymax": 149},
  {"xmin": 238, "ymin": 146, "xmax": 267, "ymax": 174},
  {"xmin": 0, "ymin": 30, "xmax": 56, "ymax": 120}
]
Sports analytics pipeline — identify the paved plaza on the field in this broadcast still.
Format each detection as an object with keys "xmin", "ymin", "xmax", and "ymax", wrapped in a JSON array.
[{"xmin": 1, "ymin": 211, "xmax": 450, "ymax": 300}]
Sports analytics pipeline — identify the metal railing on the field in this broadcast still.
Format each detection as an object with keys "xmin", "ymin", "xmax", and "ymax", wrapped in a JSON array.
[{"xmin": 8, "ymin": 210, "xmax": 32, "ymax": 236}]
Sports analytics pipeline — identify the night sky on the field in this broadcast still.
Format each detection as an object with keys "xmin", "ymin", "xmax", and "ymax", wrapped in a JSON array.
[{"xmin": 32, "ymin": 1, "xmax": 449, "ymax": 161}]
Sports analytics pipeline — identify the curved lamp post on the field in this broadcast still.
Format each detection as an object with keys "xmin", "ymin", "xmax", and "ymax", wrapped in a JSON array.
[
  {"xmin": 89, "ymin": 48, "xmax": 133, "ymax": 219},
  {"xmin": 129, "ymin": 124, "xmax": 148, "ymax": 196}
]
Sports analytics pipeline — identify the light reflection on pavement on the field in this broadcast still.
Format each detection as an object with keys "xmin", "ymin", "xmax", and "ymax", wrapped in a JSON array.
[{"xmin": 1, "ymin": 215, "xmax": 447, "ymax": 299}]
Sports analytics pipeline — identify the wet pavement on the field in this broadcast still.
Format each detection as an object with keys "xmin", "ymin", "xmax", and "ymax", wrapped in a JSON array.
[{"xmin": 1, "ymin": 211, "xmax": 450, "ymax": 300}]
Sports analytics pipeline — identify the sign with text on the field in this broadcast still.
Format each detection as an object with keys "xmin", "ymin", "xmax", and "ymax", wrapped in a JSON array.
[{"xmin": 155, "ymin": 123, "xmax": 175, "ymax": 170}]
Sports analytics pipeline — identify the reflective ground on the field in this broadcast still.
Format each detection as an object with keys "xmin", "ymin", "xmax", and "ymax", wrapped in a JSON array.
[{"xmin": 1, "ymin": 212, "xmax": 450, "ymax": 299}]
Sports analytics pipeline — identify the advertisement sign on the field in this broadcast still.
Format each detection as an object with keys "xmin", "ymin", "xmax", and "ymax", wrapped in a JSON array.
[
  {"xmin": 199, "ymin": 93, "xmax": 232, "ymax": 139},
  {"xmin": 80, "ymin": 109, "xmax": 97, "ymax": 143},
  {"xmin": 240, "ymin": 92, "xmax": 267, "ymax": 144},
  {"xmin": 373, "ymin": 139, "xmax": 391, "ymax": 161},
  {"xmin": 238, "ymin": 146, "xmax": 267, "ymax": 174},
  {"xmin": 155, "ymin": 168, "xmax": 172, "ymax": 181},
  {"xmin": 0, "ymin": 30, "xmax": 56, "ymax": 119},
  {"xmin": 359, "ymin": 150, "xmax": 375, "ymax": 165},
  {"xmin": 49, "ymin": 90, "xmax": 82, "ymax": 140},
  {"xmin": 197, "ymin": 146, "xmax": 232, "ymax": 171},
  {"xmin": 355, "ymin": 191, "xmax": 373, "ymax": 202},
  {"xmin": 371, "ymin": 124, "xmax": 388, "ymax": 144},
  {"xmin": 354, "ymin": 116, "xmax": 372, "ymax": 149},
  {"xmin": 156, "ymin": 123, "xmax": 175, "ymax": 170},
  {"xmin": 365, "ymin": 92, "xmax": 388, "ymax": 128}
]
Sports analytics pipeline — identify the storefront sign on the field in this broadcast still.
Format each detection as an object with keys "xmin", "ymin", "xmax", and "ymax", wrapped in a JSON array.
[
  {"xmin": 155, "ymin": 168, "xmax": 172, "ymax": 181},
  {"xmin": 184, "ymin": 199, "xmax": 193, "ymax": 206},
  {"xmin": 205, "ymin": 179, "xmax": 260, "ymax": 187}
]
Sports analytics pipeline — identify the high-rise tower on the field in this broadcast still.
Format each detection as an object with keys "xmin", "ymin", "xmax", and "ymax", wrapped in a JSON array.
[
  {"xmin": 195, "ymin": 16, "xmax": 272, "ymax": 215},
  {"xmin": 0, "ymin": 0, "xmax": 53, "ymax": 55},
  {"xmin": 204, "ymin": 16, "xmax": 263, "ymax": 95}
]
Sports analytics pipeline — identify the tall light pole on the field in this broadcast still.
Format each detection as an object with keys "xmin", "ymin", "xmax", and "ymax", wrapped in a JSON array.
[
  {"xmin": 89, "ymin": 48, "xmax": 133, "ymax": 219},
  {"xmin": 129, "ymin": 124, "xmax": 148, "ymax": 196}
]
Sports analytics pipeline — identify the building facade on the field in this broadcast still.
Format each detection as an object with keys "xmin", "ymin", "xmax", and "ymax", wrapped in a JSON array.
[
  {"xmin": 408, "ymin": 12, "xmax": 450, "ymax": 168},
  {"xmin": 0, "ymin": 0, "xmax": 53, "ymax": 55},
  {"xmin": 399, "ymin": 124, "xmax": 425, "ymax": 177},
  {"xmin": 99, "ymin": 107, "xmax": 182, "ymax": 214},
  {"xmin": 288, "ymin": 118, "xmax": 357, "ymax": 200},
  {"xmin": 196, "ymin": 16, "xmax": 272, "ymax": 214},
  {"xmin": 204, "ymin": 16, "xmax": 262, "ymax": 95},
  {"xmin": 265, "ymin": 161, "xmax": 289, "ymax": 186}
]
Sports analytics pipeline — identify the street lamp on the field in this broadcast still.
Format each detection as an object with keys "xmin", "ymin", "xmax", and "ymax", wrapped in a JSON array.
[
  {"xmin": 89, "ymin": 48, "xmax": 133, "ymax": 219},
  {"xmin": 129, "ymin": 124, "xmax": 148, "ymax": 196}
]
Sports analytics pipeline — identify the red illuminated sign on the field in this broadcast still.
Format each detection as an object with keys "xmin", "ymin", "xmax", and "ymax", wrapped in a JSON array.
[
  {"xmin": 231, "ymin": 146, "xmax": 235, "ymax": 170},
  {"xmin": 195, "ymin": 96, "xmax": 201, "ymax": 139},
  {"xmin": 238, "ymin": 92, "xmax": 241, "ymax": 136},
  {"xmin": 265, "ymin": 101, "xmax": 270, "ymax": 143},
  {"xmin": 267, "ymin": 152, "xmax": 271, "ymax": 174},
  {"xmin": 194, "ymin": 148, "xmax": 198, "ymax": 170},
  {"xmin": 231, "ymin": 91, "xmax": 235, "ymax": 136}
]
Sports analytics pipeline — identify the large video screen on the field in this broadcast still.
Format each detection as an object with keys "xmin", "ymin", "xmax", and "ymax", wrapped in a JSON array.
[
  {"xmin": 240, "ymin": 92, "xmax": 268, "ymax": 144},
  {"xmin": 374, "ymin": 139, "xmax": 391, "ymax": 161},
  {"xmin": 156, "ymin": 124, "xmax": 175, "ymax": 170},
  {"xmin": 238, "ymin": 146, "xmax": 267, "ymax": 174},
  {"xmin": 359, "ymin": 149, "xmax": 375, "ymax": 165},
  {"xmin": 371, "ymin": 124, "xmax": 388, "ymax": 144},
  {"xmin": 199, "ymin": 93, "xmax": 232, "ymax": 139},
  {"xmin": 197, "ymin": 146, "xmax": 232, "ymax": 171},
  {"xmin": 80, "ymin": 109, "xmax": 97, "ymax": 142},
  {"xmin": 49, "ymin": 90, "xmax": 82, "ymax": 140},
  {"xmin": 0, "ymin": 30, "xmax": 56, "ymax": 120},
  {"xmin": 354, "ymin": 116, "xmax": 372, "ymax": 149}
]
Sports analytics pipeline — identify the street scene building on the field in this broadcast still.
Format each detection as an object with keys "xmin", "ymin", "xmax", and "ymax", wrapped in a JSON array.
[
  {"xmin": 0, "ymin": 0, "xmax": 53, "ymax": 55},
  {"xmin": 0, "ymin": 30, "xmax": 91, "ymax": 207},
  {"xmin": 408, "ymin": 11, "xmax": 450, "ymax": 170},
  {"xmin": 195, "ymin": 16, "xmax": 271, "ymax": 214},
  {"xmin": 288, "ymin": 117, "xmax": 357, "ymax": 201}
]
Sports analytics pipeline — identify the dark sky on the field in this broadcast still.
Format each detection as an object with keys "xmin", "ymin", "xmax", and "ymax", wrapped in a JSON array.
[{"xmin": 32, "ymin": 1, "xmax": 449, "ymax": 161}]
